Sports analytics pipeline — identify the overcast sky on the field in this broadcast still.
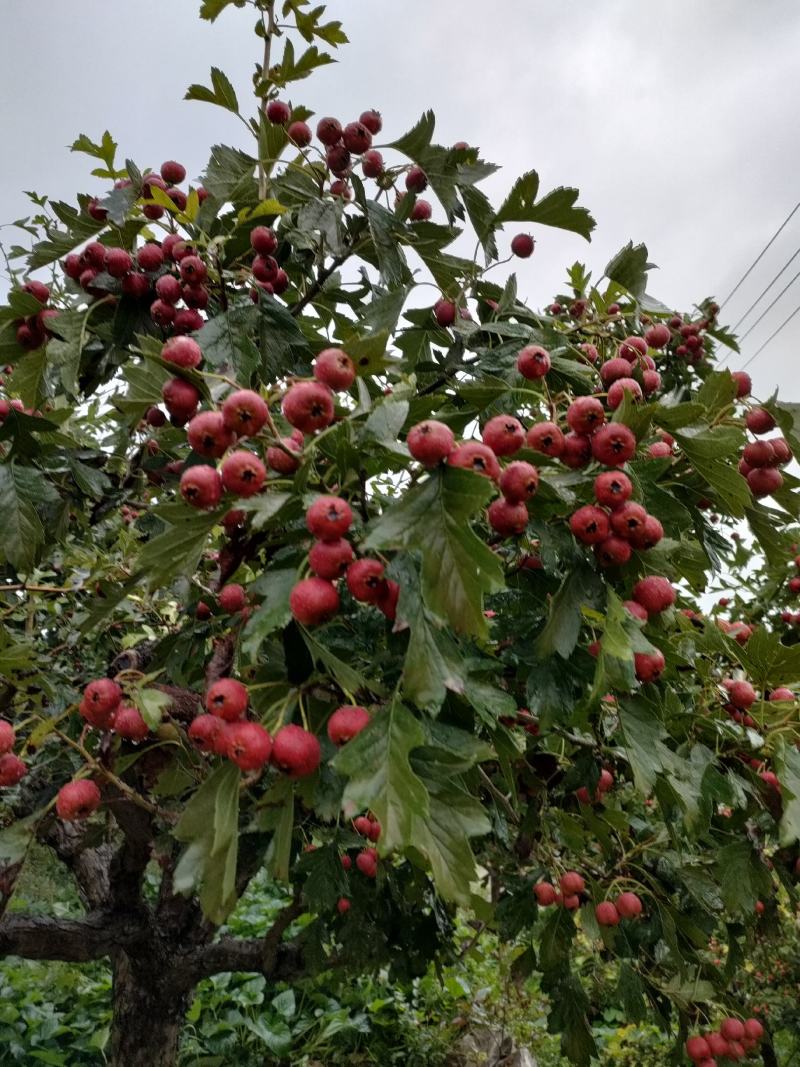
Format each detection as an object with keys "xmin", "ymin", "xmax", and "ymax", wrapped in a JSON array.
[{"xmin": 2, "ymin": 0, "xmax": 799, "ymax": 402}]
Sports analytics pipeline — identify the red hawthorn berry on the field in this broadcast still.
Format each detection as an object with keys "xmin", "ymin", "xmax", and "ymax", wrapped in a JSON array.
[
  {"xmin": 534, "ymin": 882, "xmax": 557, "ymax": 906},
  {"xmin": 376, "ymin": 579, "xmax": 399, "ymax": 621},
  {"xmin": 720, "ymin": 1019, "xmax": 745, "ymax": 1043},
  {"xmin": 482, "ymin": 414, "xmax": 525, "ymax": 456},
  {"xmin": 610, "ymin": 501, "xmax": 647, "ymax": 540},
  {"xmin": 0, "ymin": 721, "xmax": 15, "ymax": 755},
  {"xmin": 327, "ymin": 705, "xmax": 370, "ymax": 745},
  {"xmin": 22, "ymin": 278, "xmax": 50, "ymax": 304},
  {"xmin": 448, "ymin": 441, "xmax": 501, "ymax": 480},
  {"xmin": 561, "ymin": 432, "xmax": 592, "ymax": 469},
  {"xmin": 599, "ymin": 357, "xmax": 632, "ymax": 386},
  {"xmin": 598, "ymin": 769, "xmax": 614, "ymax": 792},
  {"xmin": 744, "ymin": 1019, "xmax": 764, "ymax": 1041},
  {"xmin": 188, "ymin": 714, "xmax": 223, "ymax": 752},
  {"xmin": 313, "ymin": 348, "xmax": 356, "ymax": 391},
  {"xmin": 731, "ymin": 371, "xmax": 751, "ymax": 398},
  {"xmin": 579, "ymin": 342, "xmax": 599, "ymax": 363},
  {"xmin": 595, "ymin": 536, "xmax": 632, "ymax": 567},
  {"xmin": 748, "ymin": 467, "xmax": 783, "ymax": 498},
  {"xmin": 629, "ymin": 514, "xmax": 664, "ymax": 550},
  {"xmin": 359, "ymin": 109, "xmax": 382, "ymax": 134},
  {"xmin": 165, "ymin": 187, "xmax": 187, "ymax": 211},
  {"xmin": 179, "ymin": 255, "xmax": 207, "ymax": 284},
  {"xmin": 570, "ymin": 505, "xmax": 610, "ymax": 545},
  {"xmin": 160, "ymin": 160, "xmax": 186, "ymax": 184},
  {"xmin": 405, "ymin": 166, "xmax": 428, "ymax": 193},
  {"xmin": 326, "ymin": 144, "xmax": 352, "ymax": 176},
  {"xmin": 56, "ymin": 779, "xmax": 101, "ymax": 821},
  {"xmin": 769, "ymin": 687, "xmax": 794, "ymax": 702},
  {"xmin": 309, "ymin": 538, "xmax": 354, "ymax": 579},
  {"xmin": 356, "ymin": 847, "xmax": 378, "ymax": 877},
  {"xmin": 433, "ymin": 299, "xmax": 457, "ymax": 327},
  {"xmin": 174, "ymin": 308, "xmax": 205, "ymax": 333},
  {"xmin": 487, "ymin": 498, "xmax": 528, "ymax": 537},
  {"xmin": 205, "ymin": 678, "xmax": 248, "ymax": 721},
  {"xmin": 272, "ymin": 724, "xmax": 321, "ymax": 777},
  {"xmin": 517, "ymin": 344, "xmax": 551, "ymax": 379},
  {"xmin": 82, "ymin": 241, "xmax": 107, "ymax": 269},
  {"xmin": 104, "ymin": 248, "xmax": 132, "ymax": 278},
  {"xmin": 113, "ymin": 705, "xmax": 150, "ymax": 742},
  {"xmin": 591, "ymin": 423, "xmax": 636, "ymax": 467},
  {"xmin": 288, "ymin": 120, "xmax": 312, "ymax": 147},
  {"xmin": 743, "ymin": 440, "xmax": 775, "ymax": 468},
  {"xmin": 87, "ymin": 197, "xmax": 108, "ymax": 221},
  {"xmin": 642, "ymin": 369, "xmax": 661, "ymax": 395},
  {"xmin": 250, "ymin": 227, "xmax": 278, "ymax": 258},
  {"xmin": 527, "ymin": 421, "xmax": 565, "ymax": 457},
  {"xmin": 510, "ymin": 233, "xmax": 535, "ymax": 258},
  {"xmin": 219, "ymin": 584, "xmax": 247, "ymax": 613},
  {"xmin": 407, "ymin": 419, "xmax": 455, "ymax": 466},
  {"xmin": 559, "ymin": 871, "xmax": 585, "ymax": 896},
  {"xmin": 163, "ymin": 377, "xmax": 201, "ymax": 422},
  {"xmin": 745, "ymin": 407, "xmax": 776, "ymax": 434},
  {"xmin": 162, "ymin": 335, "xmax": 202, "ymax": 368},
  {"xmin": 618, "ymin": 336, "xmax": 648, "ymax": 362},
  {"xmin": 267, "ymin": 436, "xmax": 302, "ymax": 473},
  {"xmin": 187, "ymin": 411, "xmax": 235, "ymax": 459},
  {"xmin": 82, "ymin": 679, "xmax": 122, "ymax": 717},
  {"xmin": 64, "ymin": 253, "xmax": 82, "ymax": 279},
  {"xmin": 346, "ymin": 559, "xmax": 386, "ymax": 603},
  {"xmin": 316, "ymin": 116, "xmax": 343, "ymax": 145},
  {"xmin": 594, "ymin": 471, "xmax": 632, "ymax": 507},
  {"xmin": 266, "ymin": 99, "xmax": 291, "ymax": 124},
  {"xmin": 647, "ymin": 441, "xmax": 671, "ymax": 459},
  {"xmin": 155, "ymin": 274, "xmax": 182, "ymax": 304},
  {"xmin": 686, "ymin": 1036, "xmax": 711, "ymax": 1062},
  {"xmin": 707, "ymin": 1033, "xmax": 731, "ymax": 1058},
  {"xmin": 353, "ymin": 815, "xmax": 372, "ymax": 836},
  {"xmin": 337, "ymin": 897, "xmax": 351, "ymax": 914},
  {"xmin": 180, "ymin": 465, "xmax": 223, "ymax": 509},
  {"xmin": 771, "ymin": 436, "xmax": 792, "ymax": 464},
  {"xmin": 151, "ymin": 299, "xmax": 177, "ymax": 327},
  {"xmin": 644, "ymin": 323, "xmax": 671, "ymax": 348},
  {"xmin": 410, "ymin": 198, "xmax": 432, "ymax": 222},
  {"xmin": 634, "ymin": 649, "xmax": 665, "ymax": 682},
  {"xmin": 562, "ymin": 894, "xmax": 580, "ymax": 910},
  {"xmin": 0, "ymin": 754, "xmax": 27, "ymax": 787},
  {"xmin": 195, "ymin": 600, "xmax": 213, "ymax": 620},
  {"xmin": 252, "ymin": 255, "xmax": 278, "ymax": 283},
  {"xmin": 282, "ymin": 380, "xmax": 335, "ymax": 433},
  {"xmin": 289, "ymin": 577, "xmax": 340, "ymax": 625},
  {"xmin": 221, "ymin": 389, "xmax": 269, "ymax": 437},
  {"xmin": 616, "ymin": 891, "xmax": 643, "ymax": 918},
  {"xmin": 632, "ymin": 575, "xmax": 675, "ymax": 614},
  {"xmin": 182, "ymin": 284, "xmax": 209, "ymax": 311},
  {"xmin": 220, "ymin": 451, "xmax": 267, "ymax": 497},
  {"xmin": 342, "ymin": 120, "xmax": 372, "ymax": 154},
  {"xmin": 499, "ymin": 461, "xmax": 539, "ymax": 504},
  {"xmin": 727, "ymin": 679, "xmax": 756, "ymax": 709},
  {"xmin": 225, "ymin": 721, "xmax": 273, "ymax": 771},
  {"xmin": 137, "ymin": 243, "xmax": 164, "ymax": 272},
  {"xmin": 306, "ymin": 495, "xmax": 353, "ymax": 540},
  {"xmin": 607, "ymin": 377, "xmax": 643, "ymax": 409},
  {"xmin": 566, "ymin": 396, "xmax": 605, "ymax": 435},
  {"xmin": 624, "ymin": 600, "xmax": 648, "ymax": 622},
  {"xmin": 361, "ymin": 149, "xmax": 384, "ymax": 178},
  {"xmin": 596, "ymin": 902, "xmax": 620, "ymax": 927}
]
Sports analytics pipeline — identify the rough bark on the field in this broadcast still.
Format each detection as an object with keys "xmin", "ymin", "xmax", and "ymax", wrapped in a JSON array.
[{"xmin": 110, "ymin": 951, "xmax": 193, "ymax": 1067}]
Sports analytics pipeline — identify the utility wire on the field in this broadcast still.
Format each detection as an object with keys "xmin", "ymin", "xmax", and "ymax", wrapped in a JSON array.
[
  {"xmin": 738, "ymin": 301, "xmax": 800, "ymax": 371},
  {"xmin": 720, "ymin": 201, "xmax": 800, "ymax": 307},
  {"xmin": 738, "ymin": 266, "xmax": 800, "ymax": 342},
  {"xmin": 731, "ymin": 244, "xmax": 800, "ymax": 330}
]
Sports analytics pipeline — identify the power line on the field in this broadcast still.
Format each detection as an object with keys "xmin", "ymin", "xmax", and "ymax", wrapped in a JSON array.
[
  {"xmin": 731, "ymin": 244, "xmax": 800, "ymax": 330},
  {"xmin": 738, "ymin": 300, "xmax": 800, "ymax": 371},
  {"xmin": 738, "ymin": 266, "xmax": 800, "ymax": 341},
  {"xmin": 720, "ymin": 201, "xmax": 800, "ymax": 308}
]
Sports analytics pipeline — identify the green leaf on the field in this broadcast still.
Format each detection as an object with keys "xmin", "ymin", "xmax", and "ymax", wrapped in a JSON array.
[
  {"xmin": 199, "ymin": 0, "xmax": 237, "ymax": 19},
  {"xmin": 534, "ymin": 563, "xmax": 603, "ymax": 659},
  {"xmin": 136, "ymin": 504, "xmax": 222, "ymax": 590},
  {"xmin": 696, "ymin": 370, "xmax": 737, "ymax": 414},
  {"xmin": 393, "ymin": 556, "xmax": 466, "ymax": 712},
  {"xmin": 390, "ymin": 110, "xmax": 436, "ymax": 159},
  {"xmin": 494, "ymin": 170, "xmax": 595, "ymax": 240},
  {"xmin": 70, "ymin": 130, "xmax": 117, "ymax": 172},
  {"xmin": 618, "ymin": 696, "xmax": 679, "ymax": 795},
  {"xmin": 776, "ymin": 741, "xmax": 800, "ymax": 848},
  {"xmin": 604, "ymin": 241, "xmax": 656, "ymax": 299},
  {"xmin": 9, "ymin": 347, "xmax": 48, "ymax": 409},
  {"xmin": 68, "ymin": 458, "xmax": 111, "ymax": 499},
  {"xmin": 0, "ymin": 464, "xmax": 46, "ymax": 573},
  {"xmin": 365, "ymin": 467, "xmax": 504, "ymax": 638},
  {"xmin": 334, "ymin": 697, "xmax": 429, "ymax": 853},
  {"xmin": 301, "ymin": 629, "xmax": 373, "ymax": 696},
  {"xmin": 196, "ymin": 305, "xmax": 260, "ymax": 382},
  {"xmin": 185, "ymin": 66, "xmax": 239, "ymax": 113},
  {"xmin": 174, "ymin": 762, "xmax": 241, "ymax": 924},
  {"xmin": 256, "ymin": 298, "xmax": 313, "ymax": 379},
  {"xmin": 242, "ymin": 569, "xmax": 296, "ymax": 659},
  {"xmin": 203, "ymin": 144, "xmax": 258, "ymax": 204},
  {"xmin": 365, "ymin": 201, "xmax": 409, "ymax": 286},
  {"xmin": 296, "ymin": 198, "xmax": 345, "ymax": 256},
  {"xmin": 135, "ymin": 688, "xmax": 171, "ymax": 731},
  {"xmin": 276, "ymin": 40, "xmax": 335, "ymax": 84},
  {"xmin": 675, "ymin": 424, "xmax": 750, "ymax": 516},
  {"xmin": 716, "ymin": 840, "xmax": 772, "ymax": 916}
]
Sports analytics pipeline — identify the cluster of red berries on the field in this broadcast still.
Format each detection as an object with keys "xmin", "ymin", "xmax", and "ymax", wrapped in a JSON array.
[
  {"xmin": 189, "ymin": 678, "xmax": 320, "ymax": 776},
  {"xmin": 587, "ymin": 575, "xmax": 675, "ymax": 683},
  {"xmin": 575, "ymin": 766, "xmax": 614, "ymax": 806},
  {"xmin": 685, "ymin": 1016, "xmax": 764, "ymax": 1065},
  {"xmin": 87, "ymin": 159, "xmax": 205, "ymax": 224},
  {"xmin": 0, "ymin": 719, "xmax": 26, "ymax": 788},
  {"xmin": 738, "ymin": 403, "xmax": 793, "ymax": 499},
  {"xmin": 337, "ymin": 812, "xmax": 383, "ymax": 911},
  {"xmin": 533, "ymin": 871, "xmax": 644, "ymax": 924},
  {"xmin": 12, "ymin": 279, "xmax": 59, "ymax": 351},
  {"xmin": 79, "ymin": 678, "xmax": 150, "ymax": 739},
  {"xmin": 247, "ymin": 225, "xmax": 289, "ymax": 299},
  {"xmin": 570, "ymin": 470, "xmax": 664, "ymax": 569},
  {"xmin": 290, "ymin": 494, "xmax": 399, "ymax": 627}
]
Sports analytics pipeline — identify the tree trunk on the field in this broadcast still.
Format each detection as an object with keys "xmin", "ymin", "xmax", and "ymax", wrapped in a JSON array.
[{"xmin": 110, "ymin": 951, "xmax": 193, "ymax": 1067}]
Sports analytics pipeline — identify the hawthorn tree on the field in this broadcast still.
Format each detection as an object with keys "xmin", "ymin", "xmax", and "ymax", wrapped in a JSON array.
[{"xmin": 1, "ymin": 1, "xmax": 800, "ymax": 1064}]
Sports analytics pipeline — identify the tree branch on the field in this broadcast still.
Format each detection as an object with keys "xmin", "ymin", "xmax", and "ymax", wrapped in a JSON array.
[
  {"xmin": 108, "ymin": 799, "xmax": 154, "ymax": 912},
  {"xmin": 289, "ymin": 249, "xmax": 351, "ymax": 317},
  {"xmin": 0, "ymin": 912, "xmax": 141, "ymax": 963}
]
